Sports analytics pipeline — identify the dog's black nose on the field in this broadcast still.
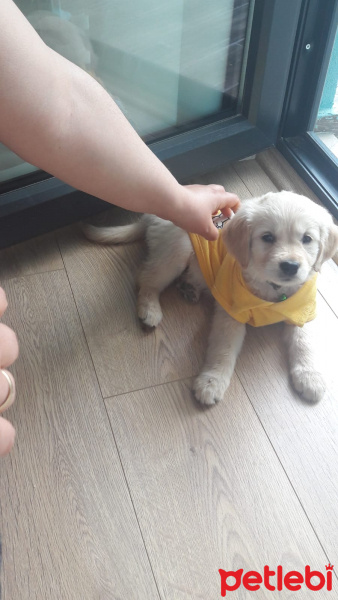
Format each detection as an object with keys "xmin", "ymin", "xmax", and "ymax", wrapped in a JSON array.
[{"xmin": 279, "ymin": 261, "xmax": 300, "ymax": 276}]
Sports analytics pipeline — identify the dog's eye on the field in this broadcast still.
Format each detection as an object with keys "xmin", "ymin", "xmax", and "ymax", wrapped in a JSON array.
[
  {"xmin": 261, "ymin": 233, "xmax": 275, "ymax": 243},
  {"xmin": 302, "ymin": 234, "xmax": 312, "ymax": 244}
]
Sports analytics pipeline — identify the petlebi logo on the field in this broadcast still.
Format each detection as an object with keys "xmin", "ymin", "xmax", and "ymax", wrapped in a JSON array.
[{"xmin": 219, "ymin": 563, "xmax": 334, "ymax": 596}]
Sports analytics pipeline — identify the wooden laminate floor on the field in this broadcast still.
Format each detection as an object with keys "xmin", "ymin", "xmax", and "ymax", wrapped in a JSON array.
[{"xmin": 0, "ymin": 149, "xmax": 337, "ymax": 599}]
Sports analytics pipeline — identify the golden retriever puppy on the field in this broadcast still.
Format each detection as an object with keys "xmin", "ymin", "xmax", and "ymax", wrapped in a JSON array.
[{"xmin": 84, "ymin": 191, "xmax": 338, "ymax": 404}]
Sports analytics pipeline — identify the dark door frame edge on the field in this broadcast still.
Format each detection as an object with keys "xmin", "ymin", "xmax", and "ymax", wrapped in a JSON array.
[{"xmin": 277, "ymin": 135, "xmax": 338, "ymax": 219}]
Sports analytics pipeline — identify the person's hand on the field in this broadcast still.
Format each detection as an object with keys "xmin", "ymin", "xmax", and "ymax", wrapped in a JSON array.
[
  {"xmin": 0, "ymin": 288, "xmax": 18, "ymax": 456},
  {"xmin": 172, "ymin": 184, "xmax": 241, "ymax": 241}
]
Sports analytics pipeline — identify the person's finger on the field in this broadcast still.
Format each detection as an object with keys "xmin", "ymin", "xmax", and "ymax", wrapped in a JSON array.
[
  {"xmin": 0, "ymin": 324, "xmax": 19, "ymax": 367},
  {"xmin": 219, "ymin": 192, "xmax": 241, "ymax": 213},
  {"xmin": 208, "ymin": 184, "xmax": 225, "ymax": 193},
  {"xmin": 0, "ymin": 416, "xmax": 15, "ymax": 456},
  {"xmin": 0, "ymin": 369, "xmax": 16, "ymax": 413},
  {"xmin": 0, "ymin": 287, "xmax": 8, "ymax": 317},
  {"xmin": 203, "ymin": 219, "xmax": 219, "ymax": 241},
  {"xmin": 222, "ymin": 205, "xmax": 237, "ymax": 219}
]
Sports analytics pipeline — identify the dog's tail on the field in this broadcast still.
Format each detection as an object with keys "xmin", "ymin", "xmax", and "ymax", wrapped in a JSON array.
[{"xmin": 82, "ymin": 220, "xmax": 146, "ymax": 245}]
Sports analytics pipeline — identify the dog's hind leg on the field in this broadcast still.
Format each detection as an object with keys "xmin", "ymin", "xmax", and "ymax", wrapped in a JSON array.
[
  {"xmin": 137, "ymin": 223, "xmax": 193, "ymax": 328},
  {"xmin": 176, "ymin": 254, "xmax": 207, "ymax": 304}
]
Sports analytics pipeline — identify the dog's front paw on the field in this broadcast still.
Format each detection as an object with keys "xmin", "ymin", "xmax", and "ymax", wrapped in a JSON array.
[
  {"xmin": 291, "ymin": 368, "xmax": 326, "ymax": 402},
  {"xmin": 193, "ymin": 372, "xmax": 230, "ymax": 405},
  {"xmin": 137, "ymin": 298, "xmax": 163, "ymax": 328}
]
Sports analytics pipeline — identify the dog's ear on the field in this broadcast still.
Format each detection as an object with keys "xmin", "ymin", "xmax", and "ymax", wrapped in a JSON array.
[
  {"xmin": 223, "ymin": 209, "xmax": 251, "ymax": 268},
  {"xmin": 314, "ymin": 222, "xmax": 338, "ymax": 271}
]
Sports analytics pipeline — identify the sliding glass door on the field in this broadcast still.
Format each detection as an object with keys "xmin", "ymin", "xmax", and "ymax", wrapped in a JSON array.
[{"xmin": 314, "ymin": 28, "xmax": 338, "ymax": 161}]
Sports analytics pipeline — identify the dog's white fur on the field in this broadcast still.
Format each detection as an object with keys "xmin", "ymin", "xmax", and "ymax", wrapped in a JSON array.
[{"xmin": 84, "ymin": 191, "xmax": 338, "ymax": 404}]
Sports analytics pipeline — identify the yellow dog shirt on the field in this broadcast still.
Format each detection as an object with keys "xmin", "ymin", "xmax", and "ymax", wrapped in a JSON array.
[{"xmin": 189, "ymin": 231, "xmax": 317, "ymax": 327}]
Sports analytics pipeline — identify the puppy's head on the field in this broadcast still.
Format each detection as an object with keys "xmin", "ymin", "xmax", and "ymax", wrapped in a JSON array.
[{"xmin": 224, "ymin": 191, "xmax": 338, "ymax": 289}]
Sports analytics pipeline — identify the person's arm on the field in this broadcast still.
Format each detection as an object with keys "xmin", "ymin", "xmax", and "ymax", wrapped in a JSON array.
[{"xmin": 0, "ymin": 0, "xmax": 240, "ymax": 240}]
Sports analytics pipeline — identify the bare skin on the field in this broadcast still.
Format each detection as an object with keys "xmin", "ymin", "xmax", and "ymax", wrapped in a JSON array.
[
  {"xmin": 0, "ymin": 0, "xmax": 240, "ymax": 452},
  {"xmin": 0, "ymin": 288, "xmax": 18, "ymax": 456}
]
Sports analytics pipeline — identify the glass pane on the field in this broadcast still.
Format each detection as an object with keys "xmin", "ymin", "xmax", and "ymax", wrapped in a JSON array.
[
  {"xmin": 1, "ymin": 0, "xmax": 251, "ymax": 185},
  {"xmin": 314, "ymin": 28, "xmax": 338, "ymax": 160}
]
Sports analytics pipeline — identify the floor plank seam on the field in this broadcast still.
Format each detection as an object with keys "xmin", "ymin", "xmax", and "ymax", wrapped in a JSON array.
[
  {"xmin": 102, "ymin": 375, "xmax": 196, "ymax": 402},
  {"xmin": 318, "ymin": 288, "xmax": 338, "ymax": 319},
  {"xmin": 255, "ymin": 152, "xmax": 280, "ymax": 190},
  {"xmin": 55, "ymin": 235, "xmax": 109, "ymax": 402},
  {"xmin": 55, "ymin": 233, "xmax": 161, "ymax": 402},
  {"xmin": 235, "ymin": 368, "xmax": 335, "ymax": 569},
  {"xmin": 55, "ymin": 235, "xmax": 164, "ymax": 596},
  {"xmin": 102, "ymin": 407, "xmax": 163, "ymax": 600},
  {"xmin": 0, "ymin": 266, "xmax": 65, "ymax": 283},
  {"xmin": 230, "ymin": 163, "xmax": 253, "ymax": 197}
]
